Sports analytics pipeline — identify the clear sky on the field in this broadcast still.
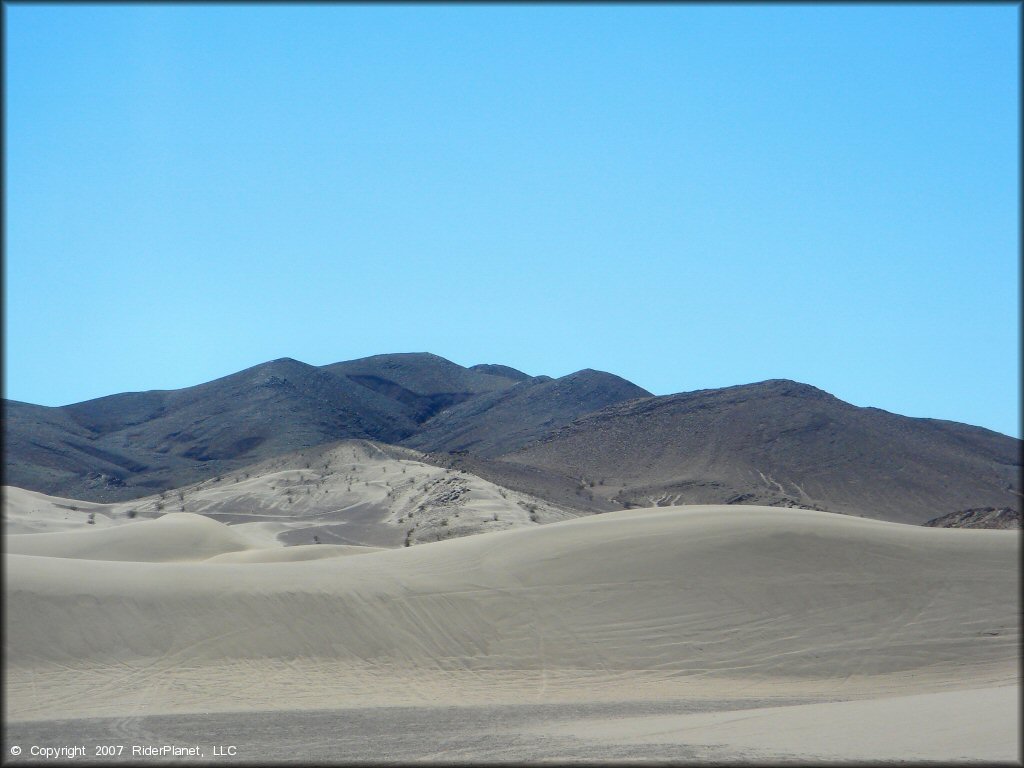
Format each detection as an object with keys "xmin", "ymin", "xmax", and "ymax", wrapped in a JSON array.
[{"xmin": 4, "ymin": 4, "xmax": 1020, "ymax": 437}]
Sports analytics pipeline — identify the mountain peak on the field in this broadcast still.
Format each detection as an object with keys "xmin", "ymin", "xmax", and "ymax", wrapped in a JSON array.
[
  {"xmin": 469, "ymin": 364, "xmax": 533, "ymax": 382},
  {"xmin": 750, "ymin": 379, "xmax": 834, "ymax": 399}
]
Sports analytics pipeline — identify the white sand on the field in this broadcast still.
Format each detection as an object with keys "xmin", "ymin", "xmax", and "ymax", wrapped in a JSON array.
[
  {"xmin": 4, "ymin": 503, "xmax": 1019, "ymax": 761},
  {"xmin": 1, "ymin": 486, "xmax": 142, "ymax": 533},
  {"xmin": 5, "ymin": 512, "xmax": 264, "ymax": 562},
  {"xmin": 534, "ymin": 684, "xmax": 1020, "ymax": 762},
  {"xmin": 204, "ymin": 543, "xmax": 384, "ymax": 563}
]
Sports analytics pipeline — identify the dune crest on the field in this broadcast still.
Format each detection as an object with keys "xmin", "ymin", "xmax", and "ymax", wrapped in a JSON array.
[{"xmin": 5, "ymin": 512, "xmax": 262, "ymax": 562}]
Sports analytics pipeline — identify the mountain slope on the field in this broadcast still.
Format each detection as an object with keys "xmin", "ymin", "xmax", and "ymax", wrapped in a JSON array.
[
  {"xmin": 924, "ymin": 507, "xmax": 1020, "ymax": 530},
  {"xmin": 320, "ymin": 353, "xmax": 517, "ymax": 423},
  {"xmin": 502, "ymin": 379, "xmax": 1021, "ymax": 525},
  {"xmin": 402, "ymin": 369, "xmax": 653, "ymax": 457},
  {"xmin": 4, "ymin": 359, "xmax": 419, "ymax": 501},
  {"xmin": 3, "ymin": 399, "xmax": 127, "ymax": 495}
]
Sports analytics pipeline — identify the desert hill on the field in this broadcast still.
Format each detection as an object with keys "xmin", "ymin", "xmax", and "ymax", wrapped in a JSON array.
[
  {"xmin": 3, "ymin": 353, "xmax": 648, "ymax": 503},
  {"xmin": 4, "ymin": 358, "xmax": 423, "ymax": 501},
  {"xmin": 503, "ymin": 379, "xmax": 1021, "ymax": 525},
  {"xmin": 3, "ymin": 440, "xmax": 578, "ymax": 547},
  {"xmin": 4, "ymin": 355, "xmax": 1020, "ymax": 525}
]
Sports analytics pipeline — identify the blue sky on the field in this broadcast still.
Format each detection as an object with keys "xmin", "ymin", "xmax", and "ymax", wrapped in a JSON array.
[{"xmin": 4, "ymin": 4, "xmax": 1020, "ymax": 437}]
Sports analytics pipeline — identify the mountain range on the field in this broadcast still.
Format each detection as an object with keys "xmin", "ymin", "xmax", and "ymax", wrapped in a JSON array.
[{"xmin": 4, "ymin": 352, "xmax": 1020, "ymax": 525}]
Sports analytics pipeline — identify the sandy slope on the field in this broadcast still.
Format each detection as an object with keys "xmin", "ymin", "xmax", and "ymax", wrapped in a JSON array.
[
  {"xmin": 533, "ymin": 684, "xmax": 1020, "ymax": 762},
  {"xmin": 6, "ymin": 504, "xmax": 1018, "ymax": 758},
  {"xmin": 5, "ymin": 513, "xmax": 265, "ymax": 562},
  {"xmin": 1, "ymin": 486, "xmax": 148, "ymax": 534},
  {"xmin": 3, "ymin": 441, "xmax": 578, "ymax": 548}
]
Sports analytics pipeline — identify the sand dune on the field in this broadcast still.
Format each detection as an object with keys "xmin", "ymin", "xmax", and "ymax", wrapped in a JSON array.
[
  {"xmin": 204, "ymin": 543, "xmax": 384, "ymax": 563},
  {"xmin": 2, "ymin": 441, "xmax": 580, "ymax": 548},
  {"xmin": 6, "ymin": 505, "xmax": 1018, "ymax": 749},
  {"xmin": 1, "ymin": 486, "xmax": 146, "ymax": 534},
  {"xmin": 5, "ymin": 512, "xmax": 264, "ymax": 562}
]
